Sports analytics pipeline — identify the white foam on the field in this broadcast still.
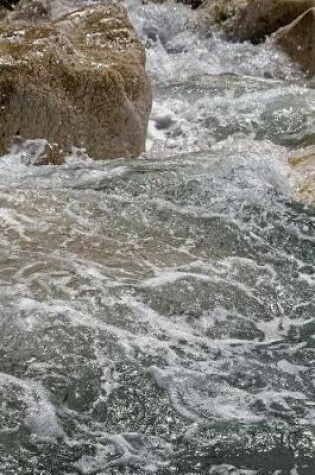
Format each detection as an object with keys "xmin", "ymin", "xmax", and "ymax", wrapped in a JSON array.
[{"xmin": 0, "ymin": 373, "xmax": 63, "ymax": 441}]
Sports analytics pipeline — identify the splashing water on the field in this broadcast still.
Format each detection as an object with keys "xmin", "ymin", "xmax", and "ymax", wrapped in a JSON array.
[{"xmin": 0, "ymin": 1, "xmax": 314, "ymax": 474}]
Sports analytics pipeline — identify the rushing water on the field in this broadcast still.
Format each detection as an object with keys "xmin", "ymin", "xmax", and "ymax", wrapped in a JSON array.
[{"xmin": 0, "ymin": 1, "xmax": 314, "ymax": 474}]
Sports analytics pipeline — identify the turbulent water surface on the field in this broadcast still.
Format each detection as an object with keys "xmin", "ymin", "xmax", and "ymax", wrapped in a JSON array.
[{"xmin": 0, "ymin": 1, "xmax": 314, "ymax": 474}]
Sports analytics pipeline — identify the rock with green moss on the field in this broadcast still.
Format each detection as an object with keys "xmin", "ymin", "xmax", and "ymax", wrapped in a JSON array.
[{"xmin": 0, "ymin": 3, "xmax": 152, "ymax": 160}]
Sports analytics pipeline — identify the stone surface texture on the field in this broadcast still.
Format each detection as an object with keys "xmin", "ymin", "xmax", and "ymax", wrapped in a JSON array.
[
  {"xmin": 0, "ymin": 3, "xmax": 152, "ymax": 159},
  {"xmin": 273, "ymin": 7, "xmax": 315, "ymax": 76},
  {"xmin": 288, "ymin": 146, "xmax": 315, "ymax": 206}
]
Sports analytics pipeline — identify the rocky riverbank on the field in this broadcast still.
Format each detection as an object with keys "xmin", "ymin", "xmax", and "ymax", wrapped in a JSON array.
[
  {"xmin": 0, "ymin": 0, "xmax": 314, "ymax": 204},
  {"xmin": 2, "ymin": 1, "xmax": 314, "ymax": 74}
]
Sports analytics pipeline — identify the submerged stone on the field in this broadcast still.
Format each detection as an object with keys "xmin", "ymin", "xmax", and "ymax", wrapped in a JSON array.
[{"xmin": 0, "ymin": 3, "xmax": 152, "ymax": 160}]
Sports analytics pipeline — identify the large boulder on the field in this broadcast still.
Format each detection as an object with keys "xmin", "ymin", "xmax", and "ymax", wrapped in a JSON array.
[
  {"xmin": 230, "ymin": 0, "xmax": 315, "ymax": 43},
  {"xmin": 0, "ymin": 4, "xmax": 152, "ymax": 159},
  {"xmin": 273, "ymin": 8, "xmax": 315, "ymax": 76},
  {"xmin": 201, "ymin": 0, "xmax": 315, "ymax": 43}
]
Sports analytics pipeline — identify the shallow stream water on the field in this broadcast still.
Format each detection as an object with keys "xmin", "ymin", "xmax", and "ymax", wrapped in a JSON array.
[{"xmin": 0, "ymin": 1, "xmax": 314, "ymax": 474}]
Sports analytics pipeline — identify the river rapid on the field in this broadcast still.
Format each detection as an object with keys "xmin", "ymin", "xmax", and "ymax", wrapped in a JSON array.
[{"xmin": 0, "ymin": 1, "xmax": 314, "ymax": 474}]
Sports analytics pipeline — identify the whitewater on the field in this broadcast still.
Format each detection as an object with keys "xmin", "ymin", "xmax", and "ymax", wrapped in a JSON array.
[{"xmin": 0, "ymin": 1, "xmax": 314, "ymax": 474}]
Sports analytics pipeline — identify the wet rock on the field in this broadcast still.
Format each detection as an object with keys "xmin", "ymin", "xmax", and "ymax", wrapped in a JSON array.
[
  {"xmin": 288, "ymin": 146, "xmax": 315, "ymax": 206},
  {"xmin": 32, "ymin": 142, "xmax": 65, "ymax": 166},
  {"xmin": 8, "ymin": 136, "xmax": 66, "ymax": 165},
  {"xmin": 0, "ymin": 0, "xmax": 50, "ymax": 22},
  {"xmin": 0, "ymin": 4, "xmax": 152, "ymax": 160},
  {"xmin": 0, "ymin": 0, "xmax": 18, "ymax": 21},
  {"xmin": 200, "ymin": 0, "xmax": 247, "ymax": 29},
  {"xmin": 273, "ymin": 8, "xmax": 315, "ymax": 76},
  {"xmin": 142, "ymin": 0, "xmax": 203, "ymax": 7},
  {"xmin": 229, "ymin": 0, "xmax": 315, "ymax": 43},
  {"xmin": 179, "ymin": 0, "xmax": 203, "ymax": 9},
  {"xmin": 0, "ymin": 0, "xmax": 20, "ymax": 10},
  {"xmin": 201, "ymin": 0, "xmax": 315, "ymax": 43},
  {"xmin": 154, "ymin": 113, "xmax": 174, "ymax": 130}
]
